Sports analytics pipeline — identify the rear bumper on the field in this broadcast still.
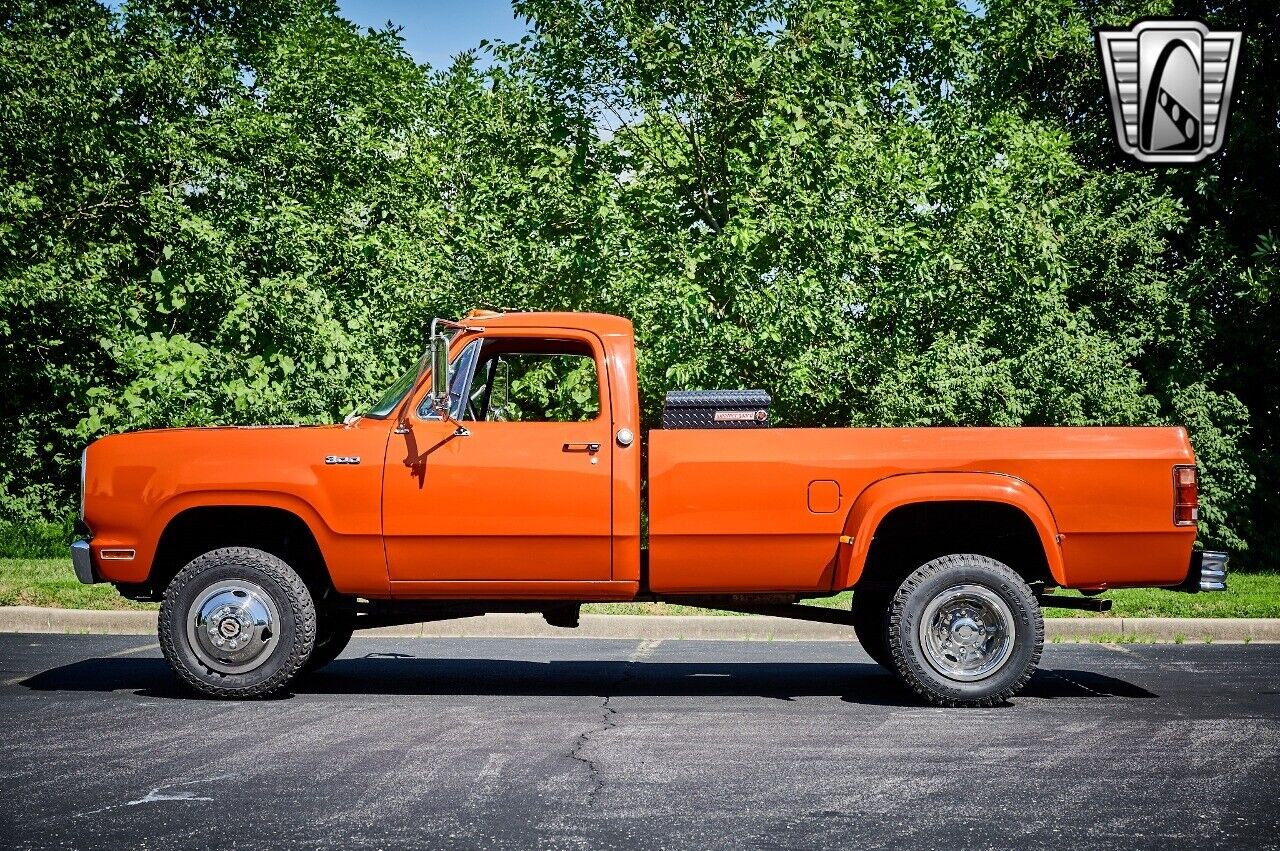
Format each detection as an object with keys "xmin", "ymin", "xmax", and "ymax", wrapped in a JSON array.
[
  {"xmin": 71, "ymin": 540, "xmax": 98, "ymax": 585},
  {"xmin": 1176, "ymin": 550, "xmax": 1228, "ymax": 593}
]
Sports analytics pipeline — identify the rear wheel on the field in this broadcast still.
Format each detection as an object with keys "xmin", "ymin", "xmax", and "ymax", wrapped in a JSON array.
[
  {"xmin": 304, "ymin": 604, "xmax": 356, "ymax": 673},
  {"xmin": 851, "ymin": 591, "xmax": 893, "ymax": 669},
  {"xmin": 887, "ymin": 554, "xmax": 1042, "ymax": 707},
  {"xmin": 158, "ymin": 547, "xmax": 316, "ymax": 698}
]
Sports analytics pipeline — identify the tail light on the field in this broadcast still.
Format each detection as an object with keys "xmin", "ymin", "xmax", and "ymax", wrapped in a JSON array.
[{"xmin": 1173, "ymin": 465, "xmax": 1198, "ymax": 526}]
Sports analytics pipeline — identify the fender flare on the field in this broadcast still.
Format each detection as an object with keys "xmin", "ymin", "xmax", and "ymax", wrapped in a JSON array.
[
  {"xmin": 834, "ymin": 472, "xmax": 1066, "ymax": 588},
  {"xmin": 138, "ymin": 490, "xmax": 336, "ymax": 582}
]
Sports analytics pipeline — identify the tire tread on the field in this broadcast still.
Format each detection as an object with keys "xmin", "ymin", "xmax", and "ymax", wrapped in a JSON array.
[{"xmin": 851, "ymin": 591, "xmax": 894, "ymax": 670}]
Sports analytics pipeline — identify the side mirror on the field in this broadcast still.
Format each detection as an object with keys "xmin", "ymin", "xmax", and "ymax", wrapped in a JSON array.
[{"xmin": 428, "ymin": 334, "xmax": 450, "ymax": 414}]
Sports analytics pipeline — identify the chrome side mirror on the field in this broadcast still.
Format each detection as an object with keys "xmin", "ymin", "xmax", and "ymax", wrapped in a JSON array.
[{"xmin": 428, "ymin": 334, "xmax": 450, "ymax": 414}]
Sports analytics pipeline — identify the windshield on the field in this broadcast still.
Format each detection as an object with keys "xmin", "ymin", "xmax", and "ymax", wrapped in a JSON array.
[
  {"xmin": 365, "ymin": 359, "xmax": 424, "ymax": 419},
  {"xmin": 364, "ymin": 328, "xmax": 461, "ymax": 419}
]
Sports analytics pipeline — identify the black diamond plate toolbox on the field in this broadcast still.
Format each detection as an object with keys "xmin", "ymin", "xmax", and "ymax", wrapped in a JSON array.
[{"xmin": 661, "ymin": 390, "xmax": 771, "ymax": 429}]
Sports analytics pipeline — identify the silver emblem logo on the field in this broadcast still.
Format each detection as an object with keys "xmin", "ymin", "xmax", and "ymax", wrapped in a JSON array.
[
  {"xmin": 1096, "ymin": 20, "xmax": 1243, "ymax": 164},
  {"xmin": 324, "ymin": 455, "xmax": 361, "ymax": 465}
]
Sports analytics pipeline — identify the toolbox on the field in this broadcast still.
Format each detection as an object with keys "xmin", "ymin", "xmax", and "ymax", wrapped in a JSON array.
[{"xmin": 661, "ymin": 390, "xmax": 772, "ymax": 429}]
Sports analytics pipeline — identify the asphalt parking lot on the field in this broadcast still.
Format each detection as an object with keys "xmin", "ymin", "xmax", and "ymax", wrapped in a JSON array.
[{"xmin": 0, "ymin": 634, "xmax": 1277, "ymax": 850}]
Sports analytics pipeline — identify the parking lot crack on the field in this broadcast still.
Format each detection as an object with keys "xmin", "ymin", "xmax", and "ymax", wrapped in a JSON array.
[
  {"xmin": 569, "ymin": 694, "xmax": 619, "ymax": 807},
  {"xmin": 567, "ymin": 645, "xmax": 655, "ymax": 807}
]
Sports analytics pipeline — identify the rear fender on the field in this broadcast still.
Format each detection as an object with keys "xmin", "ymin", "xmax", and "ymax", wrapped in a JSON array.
[{"xmin": 835, "ymin": 472, "xmax": 1066, "ymax": 588}]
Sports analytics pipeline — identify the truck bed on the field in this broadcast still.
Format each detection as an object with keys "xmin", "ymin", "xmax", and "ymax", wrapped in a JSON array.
[{"xmin": 647, "ymin": 426, "xmax": 1196, "ymax": 594}]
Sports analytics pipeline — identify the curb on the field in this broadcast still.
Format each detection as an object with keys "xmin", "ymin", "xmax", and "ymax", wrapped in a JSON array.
[
  {"xmin": 0, "ymin": 607, "xmax": 157, "ymax": 636},
  {"xmin": 1, "ymin": 606, "xmax": 1277, "ymax": 642}
]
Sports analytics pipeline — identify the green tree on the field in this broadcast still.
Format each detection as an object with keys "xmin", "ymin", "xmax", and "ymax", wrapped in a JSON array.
[
  {"xmin": 0, "ymin": 0, "xmax": 1264, "ymax": 558},
  {"xmin": 500, "ymin": 0, "xmax": 1252, "ymax": 549},
  {"xmin": 972, "ymin": 0, "xmax": 1274, "ymax": 561},
  {"xmin": 0, "ymin": 0, "xmax": 458, "ymax": 529}
]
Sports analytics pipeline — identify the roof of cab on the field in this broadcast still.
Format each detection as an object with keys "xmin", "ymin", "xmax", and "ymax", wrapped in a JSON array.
[{"xmin": 461, "ymin": 310, "xmax": 633, "ymax": 336}]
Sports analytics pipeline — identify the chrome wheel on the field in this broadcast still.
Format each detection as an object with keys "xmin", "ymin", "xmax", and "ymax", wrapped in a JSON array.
[
  {"xmin": 186, "ymin": 580, "xmax": 281, "ymax": 675},
  {"xmin": 917, "ymin": 583, "xmax": 1015, "ymax": 682}
]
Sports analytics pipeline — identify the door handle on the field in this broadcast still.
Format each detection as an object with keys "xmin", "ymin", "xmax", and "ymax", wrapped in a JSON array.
[{"xmin": 563, "ymin": 442, "xmax": 601, "ymax": 453}]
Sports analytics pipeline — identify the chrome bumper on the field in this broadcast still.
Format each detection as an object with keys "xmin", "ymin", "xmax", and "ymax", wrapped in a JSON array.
[
  {"xmin": 1183, "ymin": 550, "xmax": 1228, "ymax": 592},
  {"xmin": 70, "ymin": 540, "xmax": 97, "ymax": 584}
]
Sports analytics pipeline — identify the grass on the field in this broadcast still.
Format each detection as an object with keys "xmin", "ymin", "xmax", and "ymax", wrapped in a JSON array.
[
  {"xmin": 0, "ymin": 558, "xmax": 156, "ymax": 610},
  {"xmin": 3, "ymin": 558, "xmax": 1276, "ymax": 618},
  {"xmin": 1033, "ymin": 574, "xmax": 1280, "ymax": 618},
  {"xmin": 586, "ymin": 574, "xmax": 1280, "ymax": 618},
  {"xmin": 0, "ymin": 519, "xmax": 78, "ymax": 559}
]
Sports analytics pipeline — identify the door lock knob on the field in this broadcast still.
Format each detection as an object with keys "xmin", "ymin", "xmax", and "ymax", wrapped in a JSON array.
[{"xmin": 616, "ymin": 428, "xmax": 634, "ymax": 447}]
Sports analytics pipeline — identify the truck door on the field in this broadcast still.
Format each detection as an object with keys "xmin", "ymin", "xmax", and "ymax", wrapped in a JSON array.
[{"xmin": 382, "ymin": 329, "xmax": 614, "ymax": 584}]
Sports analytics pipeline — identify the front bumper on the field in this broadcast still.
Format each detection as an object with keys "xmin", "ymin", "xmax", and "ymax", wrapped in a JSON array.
[
  {"xmin": 70, "ymin": 540, "xmax": 98, "ymax": 585},
  {"xmin": 1177, "ymin": 550, "xmax": 1228, "ymax": 592}
]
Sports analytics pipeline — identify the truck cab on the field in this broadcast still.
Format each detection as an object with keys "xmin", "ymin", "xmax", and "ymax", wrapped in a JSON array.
[{"xmin": 378, "ymin": 311, "xmax": 642, "ymax": 597}]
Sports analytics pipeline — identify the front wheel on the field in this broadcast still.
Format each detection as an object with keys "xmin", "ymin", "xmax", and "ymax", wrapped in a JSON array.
[
  {"xmin": 887, "ymin": 554, "xmax": 1043, "ymax": 707},
  {"xmin": 158, "ymin": 547, "xmax": 316, "ymax": 698}
]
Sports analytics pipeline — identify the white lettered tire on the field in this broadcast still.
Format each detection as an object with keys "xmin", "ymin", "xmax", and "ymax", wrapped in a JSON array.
[
  {"xmin": 887, "ymin": 554, "xmax": 1043, "ymax": 707},
  {"xmin": 158, "ymin": 547, "xmax": 316, "ymax": 698}
]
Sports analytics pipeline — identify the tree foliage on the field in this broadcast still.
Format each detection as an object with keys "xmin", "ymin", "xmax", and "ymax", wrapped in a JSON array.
[{"xmin": 1, "ymin": 0, "xmax": 1272, "ymax": 559}]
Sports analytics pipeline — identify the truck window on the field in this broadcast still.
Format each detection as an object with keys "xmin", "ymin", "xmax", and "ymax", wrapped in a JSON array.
[{"xmin": 466, "ymin": 343, "xmax": 601, "ymax": 423}]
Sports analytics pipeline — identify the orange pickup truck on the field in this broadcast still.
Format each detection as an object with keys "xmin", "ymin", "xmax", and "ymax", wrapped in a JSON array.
[{"xmin": 74, "ymin": 310, "xmax": 1227, "ymax": 705}]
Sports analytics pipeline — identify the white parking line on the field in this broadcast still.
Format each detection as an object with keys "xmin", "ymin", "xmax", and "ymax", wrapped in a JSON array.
[
  {"xmin": 106, "ymin": 641, "xmax": 160, "ymax": 658},
  {"xmin": 628, "ymin": 639, "xmax": 662, "ymax": 662}
]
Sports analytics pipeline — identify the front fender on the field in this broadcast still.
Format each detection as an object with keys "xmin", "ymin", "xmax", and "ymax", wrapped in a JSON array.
[
  {"xmin": 834, "ymin": 472, "xmax": 1066, "ymax": 588},
  {"xmin": 93, "ymin": 489, "xmax": 334, "ymax": 585},
  {"xmin": 93, "ymin": 489, "xmax": 388, "ymax": 597},
  {"xmin": 82, "ymin": 424, "xmax": 391, "ymax": 595}
]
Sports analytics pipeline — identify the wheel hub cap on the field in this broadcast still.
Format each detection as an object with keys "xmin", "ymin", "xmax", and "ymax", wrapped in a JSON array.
[
  {"xmin": 186, "ymin": 582, "xmax": 279, "ymax": 675},
  {"xmin": 918, "ymin": 584, "xmax": 1015, "ymax": 682}
]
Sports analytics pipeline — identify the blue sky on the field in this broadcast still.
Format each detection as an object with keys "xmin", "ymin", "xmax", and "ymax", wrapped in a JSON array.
[{"xmin": 336, "ymin": 1, "xmax": 531, "ymax": 69}]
